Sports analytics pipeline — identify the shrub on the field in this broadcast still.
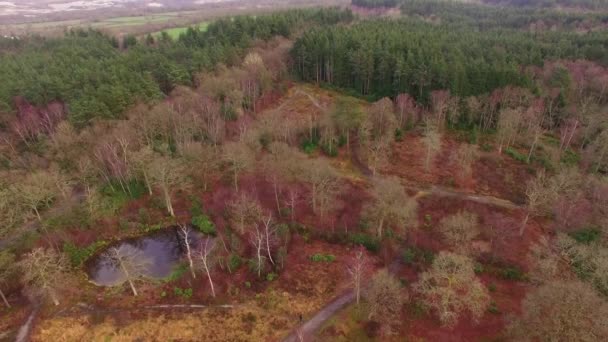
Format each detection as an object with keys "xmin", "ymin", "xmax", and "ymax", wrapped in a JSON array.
[
  {"xmin": 192, "ymin": 214, "xmax": 216, "ymax": 235},
  {"xmin": 560, "ymin": 149, "xmax": 581, "ymax": 166},
  {"xmin": 402, "ymin": 247, "xmax": 435, "ymax": 266},
  {"xmin": 349, "ymin": 233, "xmax": 380, "ymax": 253},
  {"xmin": 395, "ymin": 128, "xmax": 404, "ymax": 142},
  {"xmin": 266, "ymin": 272, "xmax": 278, "ymax": 281},
  {"xmin": 310, "ymin": 253, "xmax": 336, "ymax": 262},
  {"xmin": 570, "ymin": 227, "xmax": 601, "ymax": 245},
  {"xmin": 488, "ymin": 301, "xmax": 500, "ymax": 314},
  {"xmin": 500, "ymin": 266, "xmax": 525, "ymax": 280},
  {"xmin": 321, "ymin": 143, "xmax": 338, "ymax": 157},
  {"xmin": 174, "ymin": 287, "xmax": 193, "ymax": 299},
  {"xmin": 63, "ymin": 240, "xmax": 108, "ymax": 267},
  {"xmin": 505, "ymin": 147, "xmax": 527, "ymax": 163},
  {"xmin": 228, "ymin": 254, "xmax": 242, "ymax": 272},
  {"xmin": 301, "ymin": 139, "xmax": 318, "ymax": 154}
]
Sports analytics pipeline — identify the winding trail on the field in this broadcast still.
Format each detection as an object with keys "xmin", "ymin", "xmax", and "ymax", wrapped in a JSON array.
[
  {"xmin": 283, "ymin": 291, "xmax": 355, "ymax": 342},
  {"xmin": 15, "ymin": 306, "xmax": 39, "ymax": 342},
  {"xmin": 282, "ymin": 141, "xmax": 522, "ymax": 342}
]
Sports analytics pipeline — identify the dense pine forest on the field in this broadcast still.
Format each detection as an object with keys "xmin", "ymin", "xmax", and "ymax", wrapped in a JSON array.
[
  {"xmin": 293, "ymin": 3, "xmax": 608, "ymax": 103},
  {"xmin": 1, "ymin": 1, "xmax": 608, "ymax": 341},
  {"xmin": 0, "ymin": 8, "xmax": 353, "ymax": 126}
]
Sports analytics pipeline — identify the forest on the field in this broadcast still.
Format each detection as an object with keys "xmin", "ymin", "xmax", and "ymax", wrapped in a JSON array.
[
  {"xmin": 0, "ymin": 1, "xmax": 608, "ymax": 341},
  {"xmin": 401, "ymin": 0, "xmax": 608, "ymax": 30},
  {"xmin": 0, "ymin": 8, "xmax": 353, "ymax": 126},
  {"xmin": 352, "ymin": 0, "xmax": 400, "ymax": 8},
  {"xmin": 481, "ymin": 0, "xmax": 608, "ymax": 10}
]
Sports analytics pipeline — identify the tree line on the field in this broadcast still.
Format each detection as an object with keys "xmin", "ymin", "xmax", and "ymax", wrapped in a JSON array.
[
  {"xmin": 400, "ymin": 0, "xmax": 608, "ymax": 31},
  {"xmin": 292, "ymin": 18, "xmax": 608, "ymax": 103},
  {"xmin": 0, "ymin": 8, "xmax": 353, "ymax": 127},
  {"xmin": 352, "ymin": 0, "xmax": 399, "ymax": 8}
]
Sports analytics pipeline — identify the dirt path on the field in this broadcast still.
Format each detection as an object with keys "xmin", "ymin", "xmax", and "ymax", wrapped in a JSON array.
[
  {"xmin": 15, "ymin": 306, "xmax": 38, "ymax": 342},
  {"xmin": 413, "ymin": 186, "xmax": 522, "ymax": 210},
  {"xmin": 283, "ymin": 291, "xmax": 355, "ymax": 342},
  {"xmin": 282, "ymin": 148, "xmax": 522, "ymax": 341},
  {"xmin": 351, "ymin": 140, "xmax": 521, "ymax": 211}
]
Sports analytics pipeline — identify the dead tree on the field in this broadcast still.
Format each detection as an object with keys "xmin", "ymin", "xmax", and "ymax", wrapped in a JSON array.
[
  {"xmin": 347, "ymin": 246, "xmax": 369, "ymax": 305},
  {"xmin": 179, "ymin": 225, "xmax": 196, "ymax": 279},
  {"xmin": 198, "ymin": 238, "xmax": 217, "ymax": 298},
  {"xmin": 249, "ymin": 224, "xmax": 266, "ymax": 277},
  {"xmin": 262, "ymin": 214, "xmax": 277, "ymax": 266},
  {"xmin": 107, "ymin": 245, "xmax": 151, "ymax": 297}
]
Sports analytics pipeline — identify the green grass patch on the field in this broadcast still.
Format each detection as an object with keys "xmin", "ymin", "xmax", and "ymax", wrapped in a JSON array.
[
  {"xmin": 63, "ymin": 240, "xmax": 109, "ymax": 268},
  {"xmin": 99, "ymin": 179, "xmax": 147, "ymax": 215},
  {"xmin": 152, "ymin": 22, "xmax": 209, "ymax": 39}
]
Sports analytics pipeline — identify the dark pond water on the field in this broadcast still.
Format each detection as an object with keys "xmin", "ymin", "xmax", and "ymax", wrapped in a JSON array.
[{"xmin": 86, "ymin": 227, "xmax": 203, "ymax": 286}]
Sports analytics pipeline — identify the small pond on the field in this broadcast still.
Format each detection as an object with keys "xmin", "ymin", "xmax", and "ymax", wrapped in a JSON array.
[{"xmin": 86, "ymin": 227, "xmax": 204, "ymax": 286}]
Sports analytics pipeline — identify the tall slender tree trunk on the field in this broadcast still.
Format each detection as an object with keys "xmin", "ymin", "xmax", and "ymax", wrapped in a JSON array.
[
  {"xmin": 33, "ymin": 207, "xmax": 41, "ymax": 222},
  {"xmin": 48, "ymin": 287, "xmax": 60, "ymax": 306},
  {"xmin": 202, "ymin": 258, "xmax": 215, "ymax": 298},
  {"xmin": 144, "ymin": 172, "xmax": 153, "ymax": 195},
  {"xmin": 181, "ymin": 228, "xmax": 196, "ymax": 279},
  {"xmin": 0, "ymin": 288, "xmax": 10, "ymax": 308},
  {"xmin": 233, "ymin": 171, "xmax": 239, "ymax": 192},
  {"xmin": 256, "ymin": 237, "xmax": 263, "ymax": 278},
  {"xmin": 520, "ymin": 212, "xmax": 530, "ymax": 236},
  {"xmin": 127, "ymin": 278, "xmax": 138, "ymax": 297},
  {"xmin": 527, "ymin": 133, "xmax": 539, "ymax": 163},
  {"xmin": 163, "ymin": 187, "xmax": 174, "ymax": 217},
  {"xmin": 119, "ymin": 261, "xmax": 138, "ymax": 296},
  {"xmin": 377, "ymin": 215, "xmax": 385, "ymax": 238},
  {"xmin": 273, "ymin": 179, "xmax": 280, "ymax": 213}
]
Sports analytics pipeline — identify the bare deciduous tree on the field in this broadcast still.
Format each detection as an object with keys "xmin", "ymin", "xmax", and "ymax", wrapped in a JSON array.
[
  {"xmin": 229, "ymin": 194, "xmax": 263, "ymax": 235},
  {"xmin": 332, "ymin": 97, "xmax": 365, "ymax": 154},
  {"xmin": 453, "ymin": 144, "xmax": 479, "ymax": 181},
  {"xmin": 198, "ymin": 238, "xmax": 217, "ymax": 297},
  {"xmin": 364, "ymin": 176, "xmax": 418, "ymax": 238},
  {"xmin": 249, "ymin": 223, "xmax": 266, "ymax": 278},
  {"xmin": 496, "ymin": 107, "xmax": 522, "ymax": 154},
  {"xmin": 262, "ymin": 214, "xmax": 277, "ymax": 266},
  {"xmin": 149, "ymin": 156, "xmax": 186, "ymax": 217},
  {"xmin": 107, "ymin": 245, "xmax": 151, "ymax": 297},
  {"xmin": 508, "ymin": 281, "xmax": 608, "ymax": 341},
  {"xmin": 0, "ymin": 251, "xmax": 17, "ymax": 308},
  {"xmin": 439, "ymin": 211, "xmax": 480, "ymax": 254},
  {"xmin": 223, "ymin": 142, "xmax": 254, "ymax": 192},
  {"xmin": 347, "ymin": 246, "xmax": 369, "ymax": 305},
  {"xmin": 363, "ymin": 138, "xmax": 391, "ymax": 176},
  {"xmin": 19, "ymin": 248, "xmax": 69, "ymax": 306},
  {"xmin": 14, "ymin": 171, "xmax": 59, "ymax": 221},
  {"xmin": 414, "ymin": 251, "xmax": 490, "ymax": 327},
  {"xmin": 363, "ymin": 269, "xmax": 406, "ymax": 331},
  {"xmin": 180, "ymin": 142, "xmax": 218, "ymax": 192},
  {"xmin": 422, "ymin": 122, "xmax": 442, "ymax": 171},
  {"xmin": 179, "ymin": 225, "xmax": 197, "ymax": 279},
  {"xmin": 130, "ymin": 146, "xmax": 155, "ymax": 195},
  {"xmin": 302, "ymin": 158, "xmax": 341, "ymax": 218}
]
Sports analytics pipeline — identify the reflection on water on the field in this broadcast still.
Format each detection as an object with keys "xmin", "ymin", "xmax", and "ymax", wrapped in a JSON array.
[{"xmin": 87, "ymin": 227, "xmax": 202, "ymax": 286}]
